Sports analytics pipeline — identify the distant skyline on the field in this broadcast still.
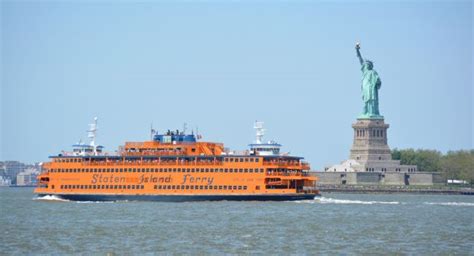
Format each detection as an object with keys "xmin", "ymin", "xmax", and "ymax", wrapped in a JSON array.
[{"xmin": 1, "ymin": 1, "xmax": 472, "ymax": 169}]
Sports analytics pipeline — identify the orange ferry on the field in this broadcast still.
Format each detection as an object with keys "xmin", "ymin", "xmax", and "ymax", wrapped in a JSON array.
[{"xmin": 35, "ymin": 119, "xmax": 319, "ymax": 201}]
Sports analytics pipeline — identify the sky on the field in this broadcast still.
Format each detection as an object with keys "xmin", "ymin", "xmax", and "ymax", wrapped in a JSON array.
[{"xmin": 1, "ymin": 1, "xmax": 472, "ymax": 170}]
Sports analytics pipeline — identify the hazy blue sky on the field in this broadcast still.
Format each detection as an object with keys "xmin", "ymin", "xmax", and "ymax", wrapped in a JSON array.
[{"xmin": 1, "ymin": 1, "xmax": 472, "ymax": 169}]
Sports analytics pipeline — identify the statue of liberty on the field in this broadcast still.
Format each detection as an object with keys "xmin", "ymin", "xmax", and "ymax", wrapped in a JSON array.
[{"xmin": 356, "ymin": 43, "xmax": 383, "ymax": 119}]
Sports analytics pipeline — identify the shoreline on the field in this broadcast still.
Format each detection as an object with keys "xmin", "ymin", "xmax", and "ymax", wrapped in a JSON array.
[{"xmin": 317, "ymin": 185, "xmax": 473, "ymax": 195}]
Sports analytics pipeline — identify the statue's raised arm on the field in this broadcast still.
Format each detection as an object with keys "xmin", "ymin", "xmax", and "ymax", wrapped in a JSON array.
[{"xmin": 355, "ymin": 42, "xmax": 363, "ymax": 66}]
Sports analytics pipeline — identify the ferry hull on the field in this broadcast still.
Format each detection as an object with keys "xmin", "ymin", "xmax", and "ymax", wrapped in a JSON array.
[{"xmin": 38, "ymin": 193, "xmax": 318, "ymax": 202}]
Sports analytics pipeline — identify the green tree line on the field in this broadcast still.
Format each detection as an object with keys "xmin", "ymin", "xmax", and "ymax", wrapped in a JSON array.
[{"xmin": 392, "ymin": 149, "xmax": 474, "ymax": 183}]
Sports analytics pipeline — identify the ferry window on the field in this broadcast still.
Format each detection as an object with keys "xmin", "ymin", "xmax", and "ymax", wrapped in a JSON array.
[
  {"xmin": 256, "ymin": 158, "xmax": 259, "ymax": 162},
  {"xmin": 180, "ymin": 185, "xmax": 185, "ymax": 190},
  {"xmin": 239, "ymin": 169, "xmax": 243, "ymax": 173},
  {"xmin": 171, "ymin": 185, "xmax": 175, "ymax": 189},
  {"xmin": 141, "ymin": 185, "xmax": 144, "ymax": 189},
  {"xmin": 204, "ymin": 186, "xmax": 209, "ymax": 190},
  {"xmin": 260, "ymin": 169, "xmax": 264, "ymax": 173},
  {"xmin": 233, "ymin": 186, "xmax": 237, "ymax": 190},
  {"xmin": 60, "ymin": 185, "xmax": 63, "ymax": 189},
  {"xmin": 219, "ymin": 186, "xmax": 223, "ymax": 189},
  {"xmin": 133, "ymin": 168, "xmax": 136, "ymax": 172},
  {"xmin": 238, "ymin": 186, "xmax": 242, "ymax": 190},
  {"xmin": 101, "ymin": 185, "xmax": 105, "ymax": 189},
  {"xmin": 239, "ymin": 158, "xmax": 243, "ymax": 162},
  {"xmin": 224, "ymin": 158, "xmax": 228, "ymax": 162},
  {"xmin": 245, "ymin": 158, "xmax": 249, "ymax": 162},
  {"xmin": 154, "ymin": 185, "xmax": 157, "ymax": 189},
  {"xmin": 230, "ymin": 158, "xmax": 234, "ymax": 162},
  {"xmin": 213, "ymin": 186, "xmax": 218, "ymax": 190},
  {"xmin": 185, "ymin": 185, "xmax": 189, "ymax": 190},
  {"xmin": 80, "ymin": 185, "xmax": 84, "ymax": 189},
  {"xmin": 113, "ymin": 185, "xmax": 117, "ymax": 189},
  {"xmin": 172, "ymin": 168, "xmax": 176, "ymax": 172},
  {"xmin": 205, "ymin": 168, "xmax": 209, "ymax": 173},
  {"xmin": 244, "ymin": 169, "xmax": 248, "ymax": 173},
  {"xmin": 163, "ymin": 168, "xmax": 168, "ymax": 173},
  {"xmin": 199, "ymin": 185, "xmax": 204, "ymax": 190},
  {"xmin": 131, "ymin": 185, "xmax": 135, "ymax": 189},
  {"xmin": 244, "ymin": 186, "xmax": 247, "ymax": 190},
  {"xmin": 224, "ymin": 169, "xmax": 228, "ymax": 173},
  {"xmin": 190, "ymin": 168, "xmax": 194, "ymax": 173}
]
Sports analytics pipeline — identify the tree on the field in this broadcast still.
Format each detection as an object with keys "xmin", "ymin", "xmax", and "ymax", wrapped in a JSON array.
[{"xmin": 392, "ymin": 148, "xmax": 442, "ymax": 172}]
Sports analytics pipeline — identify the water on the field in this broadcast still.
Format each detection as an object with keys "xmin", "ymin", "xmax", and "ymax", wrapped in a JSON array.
[{"xmin": 1, "ymin": 188, "xmax": 473, "ymax": 255}]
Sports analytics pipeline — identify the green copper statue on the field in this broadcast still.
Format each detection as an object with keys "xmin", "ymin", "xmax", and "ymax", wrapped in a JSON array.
[{"xmin": 356, "ymin": 42, "xmax": 383, "ymax": 119}]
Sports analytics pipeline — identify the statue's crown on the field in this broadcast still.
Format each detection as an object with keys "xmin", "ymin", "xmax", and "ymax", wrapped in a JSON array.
[{"xmin": 364, "ymin": 60, "xmax": 374, "ymax": 68}]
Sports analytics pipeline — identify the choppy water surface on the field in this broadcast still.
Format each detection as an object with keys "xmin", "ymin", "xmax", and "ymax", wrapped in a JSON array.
[{"xmin": 1, "ymin": 188, "xmax": 473, "ymax": 255}]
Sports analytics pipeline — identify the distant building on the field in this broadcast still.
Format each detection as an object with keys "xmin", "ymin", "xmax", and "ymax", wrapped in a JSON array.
[
  {"xmin": 0, "ymin": 176, "xmax": 12, "ymax": 186},
  {"xmin": 4, "ymin": 161, "xmax": 27, "ymax": 184},
  {"xmin": 16, "ymin": 167, "xmax": 40, "ymax": 186}
]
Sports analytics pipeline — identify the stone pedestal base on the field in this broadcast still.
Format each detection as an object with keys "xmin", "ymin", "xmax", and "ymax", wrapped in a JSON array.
[
  {"xmin": 324, "ymin": 117, "xmax": 417, "ymax": 173},
  {"xmin": 350, "ymin": 118, "xmax": 391, "ymax": 162}
]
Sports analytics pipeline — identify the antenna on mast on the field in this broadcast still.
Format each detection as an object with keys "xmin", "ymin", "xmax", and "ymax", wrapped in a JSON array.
[
  {"xmin": 254, "ymin": 121, "xmax": 265, "ymax": 144},
  {"xmin": 150, "ymin": 123, "xmax": 155, "ymax": 140},
  {"xmin": 87, "ymin": 117, "xmax": 98, "ymax": 155},
  {"xmin": 196, "ymin": 126, "xmax": 202, "ymax": 140}
]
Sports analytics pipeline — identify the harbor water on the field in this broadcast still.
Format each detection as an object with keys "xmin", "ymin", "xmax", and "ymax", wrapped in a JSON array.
[{"xmin": 1, "ymin": 187, "xmax": 473, "ymax": 255}]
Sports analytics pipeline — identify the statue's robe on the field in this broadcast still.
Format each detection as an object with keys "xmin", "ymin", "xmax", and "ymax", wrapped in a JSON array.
[{"xmin": 361, "ymin": 67, "xmax": 381, "ymax": 115}]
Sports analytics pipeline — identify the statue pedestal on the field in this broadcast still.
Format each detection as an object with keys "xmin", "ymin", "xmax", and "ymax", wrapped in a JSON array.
[
  {"xmin": 325, "ymin": 117, "xmax": 418, "ymax": 173},
  {"xmin": 350, "ymin": 118, "xmax": 391, "ymax": 162}
]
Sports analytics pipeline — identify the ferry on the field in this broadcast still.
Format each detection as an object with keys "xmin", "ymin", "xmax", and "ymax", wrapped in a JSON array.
[{"xmin": 34, "ymin": 118, "xmax": 319, "ymax": 201}]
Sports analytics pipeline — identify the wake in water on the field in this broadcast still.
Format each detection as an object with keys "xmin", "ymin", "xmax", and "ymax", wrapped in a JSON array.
[
  {"xmin": 295, "ymin": 197, "xmax": 400, "ymax": 205},
  {"xmin": 34, "ymin": 195, "xmax": 119, "ymax": 203},
  {"xmin": 423, "ymin": 202, "xmax": 474, "ymax": 207},
  {"xmin": 33, "ymin": 195, "xmax": 70, "ymax": 202},
  {"xmin": 295, "ymin": 197, "xmax": 474, "ymax": 207}
]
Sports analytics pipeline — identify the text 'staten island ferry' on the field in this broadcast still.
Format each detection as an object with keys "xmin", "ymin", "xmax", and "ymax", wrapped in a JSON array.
[{"xmin": 35, "ymin": 119, "xmax": 319, "ymax": 201}]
